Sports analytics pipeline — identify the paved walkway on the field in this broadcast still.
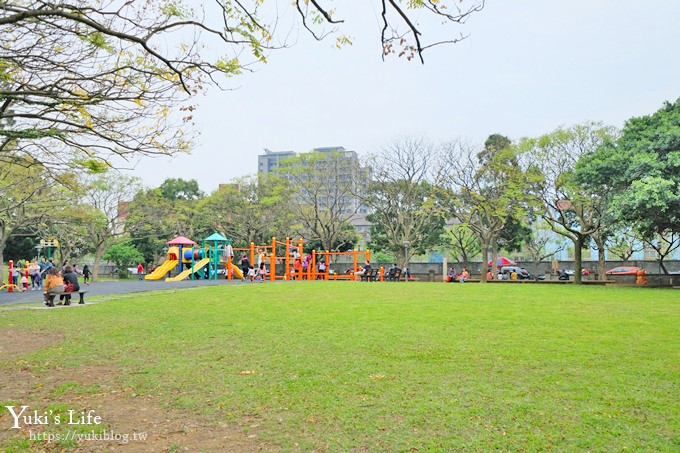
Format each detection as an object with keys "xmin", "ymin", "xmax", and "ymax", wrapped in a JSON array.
[{"xmin": 0, "ymin": 278, "xmax": 246, "ymax": 307}]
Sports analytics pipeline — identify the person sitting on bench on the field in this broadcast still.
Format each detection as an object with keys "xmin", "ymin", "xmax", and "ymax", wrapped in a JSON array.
[
  {"xmin": 61, "ymin": 265, "xmax": 81, "ymax": 302},
  {"xmin": 43, "ymin": 267, "xmax": 64, "ymax": 305},
  {"xmin": 354, "ymin": 260, "xmax": 371, "ymax": 281}
]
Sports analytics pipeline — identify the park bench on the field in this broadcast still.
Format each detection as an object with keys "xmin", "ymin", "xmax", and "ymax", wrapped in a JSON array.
[
  {"xmin": 361, "ymin": 268, "xmax": 379, "ymax": 282},
  {"xmin": 386, "ymin": 268, "xmax": 402, "ymax": 282},
  {"xmin": 45, "ymin": 290, "xmax": 87, "ymax": 307}
]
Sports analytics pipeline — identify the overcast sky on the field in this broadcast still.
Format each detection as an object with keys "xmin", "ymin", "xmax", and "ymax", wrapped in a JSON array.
[{"xmin": 124, "ymin": 0, "xmax": 680, "ymax": 192}]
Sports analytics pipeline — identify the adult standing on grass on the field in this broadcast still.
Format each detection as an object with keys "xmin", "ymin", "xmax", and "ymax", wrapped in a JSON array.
[{"xmin": 137, "ymin": 262, "xmax": 144, "ymax": 281}]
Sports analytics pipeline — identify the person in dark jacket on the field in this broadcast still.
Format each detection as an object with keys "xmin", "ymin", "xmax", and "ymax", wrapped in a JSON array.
[
  {"xmin": 60, "ymin": 265, "xmax": 81, "ymax": 303},
  {"xmin": 240, "ymin": 255, "xmax": 250, "ymax": 282},
  {"xmin": 82, "ymin": 265, "xmax": 92, "ymax": 285}
]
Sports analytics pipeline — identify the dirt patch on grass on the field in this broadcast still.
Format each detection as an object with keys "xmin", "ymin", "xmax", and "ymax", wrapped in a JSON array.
[
  {"xmin": 0, "ymin": 329, "xmax": 277, "ymax": 452},
  {"xmin": 0, "ymin": 327, "xmax": 60, "ymax": 357}
]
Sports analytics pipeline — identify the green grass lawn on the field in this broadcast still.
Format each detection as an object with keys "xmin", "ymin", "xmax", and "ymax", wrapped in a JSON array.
[{"xmin": 1, "ymin": 283, "xmax": 679, "ymax": 450}]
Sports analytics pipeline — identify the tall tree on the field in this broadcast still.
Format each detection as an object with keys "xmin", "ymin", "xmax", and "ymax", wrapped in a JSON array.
[
  {"xmin": 519, "ymin": 122, "xmax": 618, "ymax": 283},
  {"xmin": 523, "ymin": 221, "xmax": 566, "ymax": 276},
  {"xmin": 576, "ymin": 98, "xmax": 680, "ymax": 273},
  {"xmin": 273, "ymin": 150, "xmax": 365, "ymax": 252},
  {"xmin": 441, "ymin": 139, "xmax": 536, "ymax": 282},
  {"xmin": 442, "ymin": 224, "xmax": 481, "ymax": 263},
  {"xmin": 195, "ymin": 176, "xmax": 282, "ymax": 247},
  {"xmin": 606, "ymin": 229, "xmax": 643, "ymax": 262},
  {"xmin": 0, "ymin": 156, "xmax": 60, "ymax": 282},
  {"xmin": 79, "ymin": 172, "xmax": 141, "ymax": 280},
  {"xmin": 159, "ymin": 179, "xmax": 204, "ymax": 202},
  {"xmin": 364, "ymin": 138, "xmax": 446, "ymax": 267}
]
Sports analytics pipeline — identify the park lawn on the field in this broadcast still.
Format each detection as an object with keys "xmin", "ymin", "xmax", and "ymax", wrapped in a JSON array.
[{"xmin": 1, "ymin": 283, "xmax": 679, "ymax": 451}]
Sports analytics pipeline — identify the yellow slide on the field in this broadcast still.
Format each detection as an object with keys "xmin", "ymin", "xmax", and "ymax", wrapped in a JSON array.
[
  {"xmin": 144, "ymin": 260, "xmax": 178, "ymax": 280},
  {"xmin": 165, "ymin": 258, "xmax": 211, "ymax": 282},
  {"xmin": 228, "ymin": 262, "xmax": 244, "ymax": 279}
]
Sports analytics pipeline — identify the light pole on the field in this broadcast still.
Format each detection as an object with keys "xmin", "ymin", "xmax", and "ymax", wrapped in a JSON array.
[
  {"xmin": 41, "ymin": 239, "xmax": 59, "ymax": 260},
  {"xmin": 35, "ymin": 244, "xmax": 44, "ymax": 262},
  {"xmin": 403, "ymin": 240, "xmax": 410, "ymax": 282}
]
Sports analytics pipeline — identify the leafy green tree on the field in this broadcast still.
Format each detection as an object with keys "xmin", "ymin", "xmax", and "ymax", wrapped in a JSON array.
[
  {"xmin": 195, "ymin": 176, "xmax": 281, "ymax": 247},
  {"xmin": 497, "ymin": 216, "xmax": 532, "ymax": 256},
  {"xmin": 78, "ymin": 172, "xmax": 142, "ymax": 281},
  {"xmin": 125, "ymin": 188, "xmax": 177, "ymax": 264},
  {"xmin": 103, "ymin": 244, "xmax": 144, "ymax": 278},
  {"xmin": 442, "ymin": 224, "xmax": 481, "ymax": 263},
  {"xmin": 159, "ymin": 179, "xmax": 204, "ymax": 201},
  {"xmin": 0, "ymin": 156, "xmax": 63, "ymax": 282},
  {"xmin": 3, "ymin": 229, "xmax": 38, "ymax": 262},
  {"xmin": 305, "ymin": 222, "xmax": 361, "ymax": 253},
  {"xmin": 442, "ymin": 139, "xmax": 538, "ymax": 282},
  {"xmin": 576, "ymin": 99, "xmax": 680, "ymax": 273},
  {"xmin": 606, "ymin": 229, "xmax": 643, "ymax": 262},
  {"xmin": 519, "ymin": 122, "xmax": 618, "ymax": 283}
]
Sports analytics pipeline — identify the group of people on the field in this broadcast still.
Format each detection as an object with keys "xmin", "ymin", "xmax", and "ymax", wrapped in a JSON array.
[
  {"xmin": 491, "ymin": 269, "xmax": 518, "ymax": 281},
  {"xmin": 8, "ymin": 258, "xmax": 91, "ymax": 291},
  {"xmin": 446, "ymin": 267, "xmax": 470, "ymax": 283},
  {"xmin": 240, "ymin": 250, "xmax": 268, "ymax": 282},
  {"xmin": 42, "ymin": 263, "xmax": 83, "ymax": 305}
]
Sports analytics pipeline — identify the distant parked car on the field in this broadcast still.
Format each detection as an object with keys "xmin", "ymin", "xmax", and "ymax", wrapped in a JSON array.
[
  {"xmin": 564, "ymin": 269, "xmax": 590, "ymax": 276},
  {"xmin": 500, "ymin": 266, "xmax": 531, "ymax": 279},
  {"xmin": 605, "ymin": 266, "xmax": 641, "ymax": 275}
]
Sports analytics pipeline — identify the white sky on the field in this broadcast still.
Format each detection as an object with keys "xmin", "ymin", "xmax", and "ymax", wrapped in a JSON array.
[{"xmin": 125, "ymin": 0, "xmax": 680, "ymax": 192}]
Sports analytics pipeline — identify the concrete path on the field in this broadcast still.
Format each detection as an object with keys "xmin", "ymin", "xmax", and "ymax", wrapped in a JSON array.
[{"xmin": 0, "ymin": 278, "xmax": 247, "ymax": 307}]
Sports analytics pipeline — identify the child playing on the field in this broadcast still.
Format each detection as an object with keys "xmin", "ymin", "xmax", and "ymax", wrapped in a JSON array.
[
  {"xmin": 247, "ymin": 266, "xmax": 256, "ymax": 282},
  {"xmin": 256, "ymin": 263, "xmax": 267, "ymax": 282}
]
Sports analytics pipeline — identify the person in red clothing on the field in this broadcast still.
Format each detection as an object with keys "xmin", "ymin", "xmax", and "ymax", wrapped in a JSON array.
[{"xmin": 137, "ymin": 262, "xmax": 144, "ymax": 281}]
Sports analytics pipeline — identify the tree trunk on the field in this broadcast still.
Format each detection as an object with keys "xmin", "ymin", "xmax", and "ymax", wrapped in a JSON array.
[
  {"xmin": 0, "ymin": 232, "xmax": 6, "ymax": 285},
  {"xmin": 594, "ymin": 235, "xmax": 607, "ymax": 280},
  {"xmin": 480, "ymin": 238, "xmax": 490, "ymax": 283},
  {"xmin": 93, "ymin": 246, "xmax": 106, "ymax": 282},
  {"xmin": 490, "ymin": 241, "xmax": 498, "ymax": 280},
  {"xmin": 0, "ymin": 248, "xmax": 4, "ymax": 286},
  {"xmin": 574, "ymin": 236, "xmax": 583, "ymax": 285}
]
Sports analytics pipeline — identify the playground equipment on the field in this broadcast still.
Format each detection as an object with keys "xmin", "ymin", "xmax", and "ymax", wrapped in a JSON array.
[
  {"xmin": 166, "ymin": 232, "xmax": 234, "ymax": 282},
  {"xmin": 165, "ymin": 257, "xmax": 211, "ymax": 282},
  {"xmin": 227, "ymin": 239, "xmax": 284, "ymax": 281},
  {"xmin": 310, "ymin": 249, "xmax": 371, "ymax": 281},
  {"xmin": 143, "ymin": 233, "xmax": 376, "ymax": 283},
  {"xmin": 259, "ymin": 237, "xmax": 303, "ymax": 281},
  {"xmin": 245, "ymin": 237, "xmax": 371, "ymax": 282},
  {"xmin": 145, "ymin": 233, "xmax": 244, "ymax": 282},
  {"xmin": 145, "ymin": 236, "xmax": 196, "ymax": 281},
  {"xmin": 145, "ymin": 247, "xmax": 180, "ymax": 280},
  {"xmin": 0, "ymin": 260, "xmax": 24, "ymax": 292}
]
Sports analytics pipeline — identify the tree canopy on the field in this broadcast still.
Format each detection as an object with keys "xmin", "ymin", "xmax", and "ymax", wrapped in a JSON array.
[{"xmin": 0, "ymin": 1, "xmax": 484, "ymax": 171}]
